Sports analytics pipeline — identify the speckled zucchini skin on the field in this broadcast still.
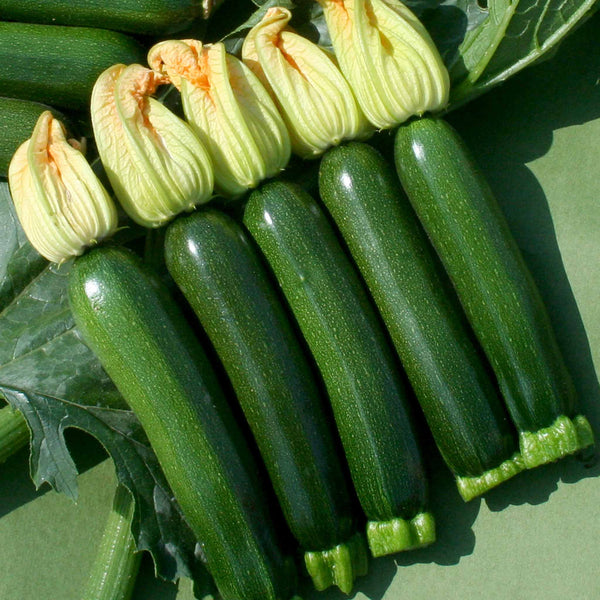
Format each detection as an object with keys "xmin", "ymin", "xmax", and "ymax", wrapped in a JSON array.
[
  {"xmin": 319, "ymin": 142, "xmax": 518, "ymax": 479},
  {"xmin": 0, "ymin": 22, "xmax": 146, "ymax": 110},
  {"xmin": 68, "ymin": 246, "xmax": 297, "ymax": 600},
  {"xmin": 165, "ymin": 210, "xmax": 357, "ymax": 553},
  {"xmin": 243, "ymin": 182, "xmax": 430, "ymax": 542},
  {"xmin": 394, "ymin": 117, "xmax": 593, "ymax": 466},
  {"xmin": 0, "ymin": 0, "xmax": 201, "ymax": 36}
]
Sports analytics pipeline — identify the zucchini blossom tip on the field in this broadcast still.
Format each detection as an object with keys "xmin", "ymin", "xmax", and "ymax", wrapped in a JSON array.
[
  {"xmin": 242, "ymin": 6, "xmax": 370, "ymax": 158},
  {"xmin": 91, "ymin": 63, "xmax": 214, "ymax": 228},
  {"xmin": 317, "ymin": 0, "xmax": 450, "ymax": 129},
  {"xmin": 8, "ymin": 111, "xmax": 118, "ymax": 264},
  {"xmin": 149, "ymin": 40, "xmax": 290, "ymax": 198}
]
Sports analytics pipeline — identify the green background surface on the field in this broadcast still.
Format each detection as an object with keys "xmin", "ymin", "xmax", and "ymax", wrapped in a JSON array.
[{"xmin": 1, "ymin": 12, "xmax": 599, "ymax": 600}]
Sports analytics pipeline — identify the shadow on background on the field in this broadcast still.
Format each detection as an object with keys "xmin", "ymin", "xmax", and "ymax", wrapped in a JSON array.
[
  {"xmin": 0, "ymin": 427, "xmax": 108, "ymax": 520},
  {"xmin": 132, "ymin": 553, "xmax": 180, "ymax": 600}
]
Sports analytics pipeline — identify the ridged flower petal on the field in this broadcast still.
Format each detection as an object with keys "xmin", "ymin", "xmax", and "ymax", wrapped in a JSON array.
[
  {"xmin": 91, "ymin": 63, "xmax": 214, "ymax": 227},
  {"xmin": 317, "ymin": 0, "xmax": 450, "ymax": 129},
  {"xmin": 242, "ymin": 7, "xmax": 370, "ymax": 158},
  {"xmin": 149, "ymin": 40, "xmax": 290, "ymax": 198},
  {"xmin": 8, "ymin": 111, "xmax": 117, "ymax": 263}
]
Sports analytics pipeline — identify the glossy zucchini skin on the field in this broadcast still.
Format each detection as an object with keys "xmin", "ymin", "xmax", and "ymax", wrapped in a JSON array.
[
  {"xmin": 244, "ymin": 181, "xmax": 433, "ymax": 556},
  {"xmin": 0, "ymin": 97, "xmax": 68, "ymax": 178},
  {"xmin": 394, "ymin": 117, "xmax": 593, "ymax": 467},
  {"xmin": 0, "ymin": 23, "xmax": 146, "ymax": 111},
  {"xmin": 165, "ymin": 210, "xmax": 357, "ymax": 546},
  {"xmin": 319, "ymin": 143, "xmax": 519, "ymax": 484},
  {"xmin": 68, "ymin": 246, "xmax": 297, "ymax": 600},
  {"xmin": 0, "ymin": 0, "xmax": 201, "ymax": 36}
]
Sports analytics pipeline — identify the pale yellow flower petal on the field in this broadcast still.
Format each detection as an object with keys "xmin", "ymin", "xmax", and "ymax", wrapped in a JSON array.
[
  {"xmin": 317, "ymin": 0, "xmax": 450, "ymax": 129},
  {"xmin": 149, "ymin": 40, "xmax": 290, "ymax": 198},
  {"xmin": 91, "ymin": 63, "xmax": 213, "ymax": 227},
  {"xmin": 8, "ymin": 111, "xmax": 117, "ymax": 263},
  {"xmin": 242, "ymin": 7, "xmax": 370, "ymax": 158}
]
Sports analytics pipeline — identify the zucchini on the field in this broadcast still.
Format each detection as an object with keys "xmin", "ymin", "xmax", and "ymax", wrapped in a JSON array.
[
  {"xmin": 0, "ymin": 0, "xmax": 201, "ymax": 36},
  {"xmin": 243, "ymin": 181, "xmax": 434, "ymax": 558},
  {"xmin": 394, "ymin": 117, "xmax": 594, "ymax": 468},
  {"xmin": 0, "ymin": 97, "xmax": 69, "ymax": 178},
  {"xmin": 319, "ymin": 142, "xmax": 523, "ymax": 500},
  {"xmin": 0, "ymin": 23, "xmax": 146, "ymax": 111},
  {"xmin": 68, "ymin": 246, "xmax": 298, "ymax": 600},
  {"xmin": 164, "ymin": 209, "xmax": 366, "ymax": 594}
]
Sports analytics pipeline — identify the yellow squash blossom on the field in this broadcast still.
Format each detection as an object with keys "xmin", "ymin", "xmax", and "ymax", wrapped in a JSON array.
[
  {"xmin": 148, "ymin": 40, "xmax": 290, "ymax": 198},
  {"xmin": 242, "ymin": 6, "xmax": 370, "ymax": 158},
  {"xmin": 8, "ymin": 111, "xmax": 117, "ymax": 263},
  {"xmin": 91, "ymin": 63, "xmax": 214, "ymax": 227},
  {"xmin": 316, "ymin": 0, "xmax": 450, "ymax": 129}
]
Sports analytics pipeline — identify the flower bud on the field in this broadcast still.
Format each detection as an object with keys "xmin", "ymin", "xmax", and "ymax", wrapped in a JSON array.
[
  {"xmin": 8, "ymin": 111, "xmax": 117, "ymax": 264},
  {"xmin": 148, "ymin": 40, "xmax": 290, "ymax": 198},
  {"xmin": 242, "ymin": 7, "xmax": 370, "ymax": 159},
  {"xmin": 91, "ymin": 63, "xmax": 214, "ymax": 227},
  {"xmin": 316, "ymin": 0, "xmax": 450, "ymax": 130}
]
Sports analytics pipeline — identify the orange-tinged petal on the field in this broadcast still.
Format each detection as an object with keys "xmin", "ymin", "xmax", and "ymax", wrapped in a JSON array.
[
  {"xmin": 91, "ymin": 63, "xmax": 214, "ymax": 227},
  {"xmin": 149, "ymin": 40, "xmax": 290, "ymax": 198},
  {"xmin": 7, "ymin": 111, "xmax": 117, "ymax": 263},
  {"xmin": 317, "ymin": 0, "xmax": 449, "ymax": 129},
  {"xmin": 242, "ymin": 7, "xmax": 370, "ymax": 158}
]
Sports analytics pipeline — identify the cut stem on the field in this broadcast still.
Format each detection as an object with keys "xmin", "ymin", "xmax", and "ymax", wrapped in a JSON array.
[
  {"xmin": 82, "ymin": 484, "xmax": 141, "ymax": 600},
  {"xmin": 0, "ymin": 404, "xmax": 29, "ymax": 463}
]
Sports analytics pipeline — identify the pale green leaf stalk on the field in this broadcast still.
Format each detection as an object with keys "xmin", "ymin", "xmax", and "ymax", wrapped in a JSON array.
[
  {"xmin": 91, "ymin": 64, "xmax": 214, "ymax": 228},
  {"xmin": 242, "ymin": 7, "xmax": 370, "ymax": 158},
  {"xmin": 0, "ymin": 405, "xmax": 29, "ymax": 464},
  {"xmin": 82, "ymin": 484, "xmax": 141, "ymax": 600},
  {"xmin": 8, "ymin": 111, "xmax": 117, "ymax": 263},
  {"xmin": 148, "ymin": 40, "xmax": 290, "ymax": 198},
  {"xmin": 316, "ymin": 0, "xmax": 449, "ymax": 129}
]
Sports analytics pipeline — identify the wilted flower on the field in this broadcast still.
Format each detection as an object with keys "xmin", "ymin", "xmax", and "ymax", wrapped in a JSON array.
[
  {"xmin": 316, "ymin": 0, "xmax": 450, "ymax": 129},
  {"xmin": 8, "ymin": 111, "xmax": 117, "ymax": 263},
  {"xmin": 242, "ymin": 6, "xmax": 370, "ymax": 158},
  {"xmin": 148, "ymin": 40, "xmax": 290, "ymax": 198},
  {"xmin": 91, "ymin": 63, "xmax": 214, "ymax": 227}
]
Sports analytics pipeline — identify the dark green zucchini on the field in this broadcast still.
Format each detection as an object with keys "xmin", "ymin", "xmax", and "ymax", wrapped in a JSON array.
[
  {"xmin": 0, "ymin": 97, "xmax": 70, "ymax": 178},
  {"xmin": 243, "ymin": 181, "xmax": 434, "ymax": 558},
  {"xmin": 0, "ymin": 23, "xmax": 146, "ymax": 111},
  {"xmin": 165, "ymin": 209, "xmax": 366, "ymax": 594},
  {"xmin": 394, "ymin": 117, "xmax": 593, "ymax": 468},
  {"xmin": 0, "ymin": 0, "xmax": 201, "ymax": 36},
  {"xmin": 68, "ymin": 246, "xmax": 298, "ymax": 600},
  {"xmin": 319, "ymin": 142, "xmax": 523, "ymax": 500}
]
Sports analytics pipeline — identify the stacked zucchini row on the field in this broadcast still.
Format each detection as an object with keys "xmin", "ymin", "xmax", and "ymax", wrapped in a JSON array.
[{"xmin": 4, "ymin": 2, "xmax": 594, "ymax": 600}]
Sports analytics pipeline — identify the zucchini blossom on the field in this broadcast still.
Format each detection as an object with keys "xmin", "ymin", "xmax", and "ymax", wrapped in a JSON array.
[
  {"xmin": 242, "ymin": 6, "xmax": 369, "ymax": 159},
  {"xmin": 148, "ymin": 40, "xmax": 290, "ymax": 198},
  {"xmin": 8, "ymin": 111, "xmax": 117, "ymax": 263},
  {"xmin": 316, "ymin": 0, "xmax": 449, "ymax": 129},
  {"xmin": 91, "ymin": 63, "xmax": 214, "ymax": 227}
]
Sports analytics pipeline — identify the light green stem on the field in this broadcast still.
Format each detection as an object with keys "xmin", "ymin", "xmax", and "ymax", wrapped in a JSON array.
[
  {"xmin": 457, "ymin": 452, "xmax": 525, "ymax": 502},
  {"xmin": 366, "ymin": 512, "xmax": 435, "ymax": 558},
  {"xmin": 0, "ymin": 405, "xmax": 29, "ymax": 464},
  {"xmin": 304, "ymin": 532, "xmax": 368, "ymax": 594},
  {"xmin": 82, "ymin": 484, "xmax": 141, "ymax": 600},
  {"xmin": 520, "ymin": 414, "xmax": 594, "ymax": 469}
]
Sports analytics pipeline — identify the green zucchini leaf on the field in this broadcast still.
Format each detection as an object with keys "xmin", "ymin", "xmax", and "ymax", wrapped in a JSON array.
[
  {"xmin": 229, "ymin": 0, "xmax": 598, "ymax": 107},
  {"xmin": 0, "ymin": 385, "xmax": 213, "ymax": 591},
  {"xmin": 0, "ymin": 182, "xmax": 213, "ymax": 590}
]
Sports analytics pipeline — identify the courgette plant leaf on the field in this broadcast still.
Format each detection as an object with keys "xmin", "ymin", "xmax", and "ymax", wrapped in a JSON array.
[
  {"xmin": 231, "ymin": 0, "xmax": 598, "ymax": 107},
  {"xmin": 0, "ymin": 182, "xmax": 214, "ymax": 591}
]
